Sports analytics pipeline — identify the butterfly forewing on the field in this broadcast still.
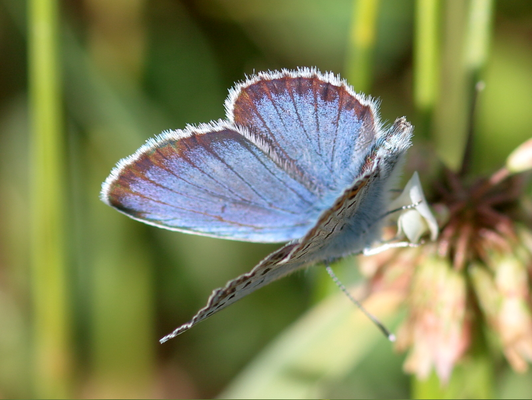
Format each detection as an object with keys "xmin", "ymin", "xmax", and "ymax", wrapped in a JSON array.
[{"xmin": 228, "ymin": 71, "xmax": 380, "ymax": 193}]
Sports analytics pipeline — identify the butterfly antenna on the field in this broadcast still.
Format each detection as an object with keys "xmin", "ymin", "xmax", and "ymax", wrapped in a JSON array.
[{"xmin": 325, "ymin": 265, "xmax": 396, "ymax": 342}]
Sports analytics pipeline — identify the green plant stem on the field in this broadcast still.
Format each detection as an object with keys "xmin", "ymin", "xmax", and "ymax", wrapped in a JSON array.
[
  {"xmin": 459, "ymin": 0, "xmax": 495, "ymax": 176},
  {"xmin": 28, "ymin": 0, "xmax": 72, "ymax": 397},
  {"xmin": 463, "ymin": 0, "xmax": 494, "ymax": 85},
  {"xmin": 345, "ymin": 0, "xmax": 380, "ymax": 93},
  {"xmin": 414, "ymin": 0, "xmax": 440, "ymax": 137}
]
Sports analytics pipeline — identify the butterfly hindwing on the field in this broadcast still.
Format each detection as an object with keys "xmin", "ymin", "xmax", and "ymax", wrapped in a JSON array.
[{"xmin": 102, "ymin": 123, "xmax": 325, "ymax": 243}]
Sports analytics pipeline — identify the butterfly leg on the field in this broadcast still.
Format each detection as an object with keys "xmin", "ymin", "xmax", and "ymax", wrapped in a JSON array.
[
  {"xmin": 377, "ymin": 200, "xmax": 422, "ymax": 222},
  {"xmin": 362, "ymin": 240, "xmax": 423, "ymax": 256},
  {"xmin": 325, "ymin": 264, "xmax": 395, "ymax": 341}
]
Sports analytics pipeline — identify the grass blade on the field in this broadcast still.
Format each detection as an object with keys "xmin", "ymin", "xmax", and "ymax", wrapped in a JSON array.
[{"xmin": 28, "ymin": 0, "xmax": 72, "ymax": 396}]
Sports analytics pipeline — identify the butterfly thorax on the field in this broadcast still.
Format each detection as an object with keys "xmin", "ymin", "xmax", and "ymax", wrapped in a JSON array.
[{"xmin": 288, "ymin": 170, "xmax": 387, "ymax": 265}]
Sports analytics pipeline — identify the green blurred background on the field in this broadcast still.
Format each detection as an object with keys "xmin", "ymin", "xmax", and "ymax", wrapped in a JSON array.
[{"xmin": 1, "ymin": 0, "xmax": 532, "ymax": 398}]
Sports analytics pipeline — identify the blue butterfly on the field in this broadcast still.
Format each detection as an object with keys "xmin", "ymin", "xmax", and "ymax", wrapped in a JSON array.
[{"xmin": 101, "ymin": 68, "xmax": 414, "ymax": 342}]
